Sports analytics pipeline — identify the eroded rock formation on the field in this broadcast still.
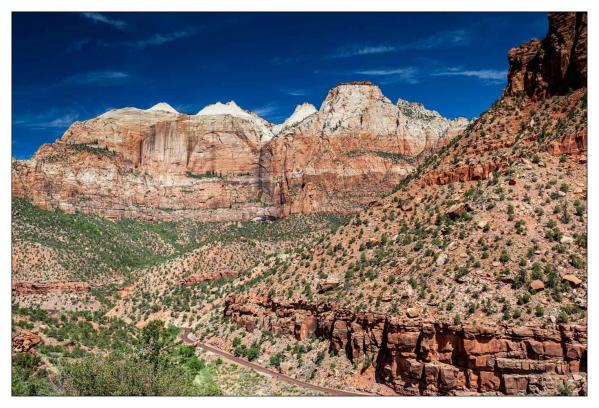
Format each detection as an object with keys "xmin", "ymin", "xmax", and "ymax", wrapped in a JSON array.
[
  {"xmin": 224, "ymin": 295, "xmax": 587, "ymax": 395},
  {"xmin": 506, "ymin": 12, "xmax": 587, "ymax": 99},
  {"xmin": 12, "ymin": 328, "xmax": 42, "ymax": 353},
  {"xmin": 12, "ymin": 281, "xmax": 91, "ymax": 294},
  {"xmin": 12, "ymin": 83, "xmax": 468, "ymax": 221}
]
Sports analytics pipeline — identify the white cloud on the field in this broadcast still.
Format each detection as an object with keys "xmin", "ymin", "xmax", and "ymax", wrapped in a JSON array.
[
  {"xmin": 61, "ymin": 71, "xmax": 129, "ymax": 86},
  {"xmin": 284, "ymin": 89, "xmax": 308, "ymax": 97},
  {"xmin": 132, "ymin": 30, "xmax": 196, "ymax": 49},
  {"xmin": 397, "ymin": 29, "xmax": 470, "ymax": 51},
  {"xmin": 253, "ymin": 103, "xmax": 280, "ymax": 117},
  {"xmin": 82, "ymin": 12, "xmax": 127, "ymax": 30},
  {"xmin": 98, "ymin": 29, "xmax": 197, "ymax": 49},
  {"xmin": 331, "ymin": 45, "xmax": 396, "ymax": 58},
  {"xmin": 431, "ymin": 68, "xmax": 507, "ymax": 82},
  {"xmin": 354, "ymin": 67, "xmax": 420, "ymax": 84},
  {"xmin": 14, "ymin": 112, "xmax": 79, "ymax": 130},
  {"xmin": 68, "ymin": 38, "xmax": 91, "ymax": 52},
  {"xmin": 331, "ymin": 29, "xmax": 472, "ymax": 59}
]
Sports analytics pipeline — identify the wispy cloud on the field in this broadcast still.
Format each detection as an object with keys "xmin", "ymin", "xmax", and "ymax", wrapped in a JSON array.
[
  {"xmin": 98, "ymin": 29, "xmax": 197, "ymax": 50},
  {"xmin": 431, "ymin": 68, "xmax": 506, "ymax": 83},
  {"xmin": 253, "ymin": 103, "xmax": 280, "ymax": 117},
  {"xmin": 331, "ymin": 45, "xmax": 396, "ymax": 58},
  {"xmin": 67, "ymin": 38, "xmax": 91, "ymax": 52},
  {"xmin": 61, "ymin": 70, "xmax": 129, "ymax": 86},
  {"xmin": 354, "ymin": 67, "xmax": 420, "ymax": 84},
  {"xmin": 270, "ymin": 55, "xmax": 306, "ymax": 65},
  {"xmin": 82, "ymin": 12, "xmax": 127, "ymax": 30},
  {"xmin": 14, "ymin": 111, "xmax": 80, "ymax": 130},
  {"xmin": 131, "ymin": 30, "xmax": 196, "ymax": 49},
  {"xmin": 397, "ymin": 29, "xmax": 470, "ymax": 51},
  {"xmin": 330, "ymin": 29, "xmax": 472, "ymax": 58},
  {"xmin": 283, "ymin": 88, "xmax": 308, "ymax": 97}
]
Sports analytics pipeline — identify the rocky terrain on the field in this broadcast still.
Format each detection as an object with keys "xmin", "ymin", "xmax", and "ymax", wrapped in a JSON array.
[
  {"xmin": 12, "ymin": 11, "xmax": 587, "ymax": 397},
  {"xmin": 207, "ymin": 12, "xmax": 588, "ymax": 395},
  {"xmin": 12, "ymin": 83, "xmax": 467, "ymax": 221}
]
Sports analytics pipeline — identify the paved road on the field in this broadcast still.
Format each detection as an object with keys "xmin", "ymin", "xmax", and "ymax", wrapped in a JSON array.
[{"xmin": 179, "ymin": 328, "xmax": 371, "ymax": 397}]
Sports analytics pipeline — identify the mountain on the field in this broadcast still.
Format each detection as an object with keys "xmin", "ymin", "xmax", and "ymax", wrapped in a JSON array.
[
  {"xmin": 219, "ymin": 12, "xmax": 587, "ymax": 395},
  {"xmin": 147, "ymin": 102, "xmax": 179, "ymax": 114},
  {"xmin": 11, "ymin": 84, "xmax": 467, "ymax": 221},
  {"xmin": 272, "ymin": 103, "xmax": 317, "ymax": 135},
  {"xmin": 262, "ymin": 81, "xmax": 470, "ymax": 216},
  {"xmin": 11, "ymin": 11, "xmax": 587, "ymax": 397}
]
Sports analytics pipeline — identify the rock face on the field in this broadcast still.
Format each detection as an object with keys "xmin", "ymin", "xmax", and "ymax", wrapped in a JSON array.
[
  {"xmin": 12, "ymin": 281, "xmax": 91, "ymax": 294},
  {"xmin": 506, "ymin": 12, "xmax": 587, "ymax": 99},
  {"xmin": 12, "ymin": 328, "xmax": 42, "ymax": 353},
  {"xmin": 12, "ymin": 83, "xmax": 468, "ymax": 221},
  {"xmin": 180, "ymin": 271, "xmax": 237, "ymax": 287},
  {"xmin": 261, "ymin": 82, "xmax": 469, "ymax": 216},
  {"xmin": 224, "ymin": 295, "xmax": 587, "ymax": 395}
]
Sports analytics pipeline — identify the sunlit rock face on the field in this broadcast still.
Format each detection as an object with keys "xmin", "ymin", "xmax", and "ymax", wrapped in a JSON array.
[{"xmin": 12, "ymin": 83, "xmax": 469, "ymax": 221}]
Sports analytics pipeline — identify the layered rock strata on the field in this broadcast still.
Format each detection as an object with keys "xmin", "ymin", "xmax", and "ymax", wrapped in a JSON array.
[
  {"xmin": 506, "ymin": 12, "xmax": 587, "ymax": 99},
  {"xmin": 12, "ymin": 84, "xmax": 468, "ymax": 221},
  {"xmin": 224, "ymin": 295, "xmax": 587, "ymax": 396},
  {"xmin": 12, "ymin": 281, "xmax": 91, "ymax": 294}
]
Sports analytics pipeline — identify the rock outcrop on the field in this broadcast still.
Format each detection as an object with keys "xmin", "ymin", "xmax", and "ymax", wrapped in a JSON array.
[
  {"xmin": 224, "ymin": 295, "xmax": 587, "ymax": 395},
  {"xmin": 12, "ymin": 328, "xmax": 42, "ymax": 353},
  {"xmin": 180, "ymin": 271, "xmax": 237, "ymax": 287},
  {"xmin": 506, "ymin": 12, "xmax": 587, "ymax": 99},
  {"xmin": 260, "ymin": 82, "xmax": 469, "ymax": 216},
  {"xmin": 12, "ymin": 83, "xmax": 468, "ymax": 221},
  {"xmin": 12, "ymin": 281, "xmax": 91, "ymax": 294}
]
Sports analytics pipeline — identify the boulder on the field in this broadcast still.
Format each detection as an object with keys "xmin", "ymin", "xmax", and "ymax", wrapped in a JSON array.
[
  {"xmin": 446, "ymin": 203, "xmax": 472, "ymax": 219},
  {"xmin": 562, "ymin": 274, "xmax": 582, "ymax": 286},
  {"xmin": 530, "ymin": 280, "xmax": 545, "ymax": 291},
  {"xmin": 436, "ymin": 253, "xmax": 448, "ymax": 266}
]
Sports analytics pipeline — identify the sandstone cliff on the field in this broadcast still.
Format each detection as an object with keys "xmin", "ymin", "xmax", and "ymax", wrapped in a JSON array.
[
  {"xmin": 12, "ymin": 84, "xmax": 468, "ymax": 221},
  {"xmin": 224, "ymin": 295, "xmax": 586, "ymax": 395},
  {"xmin": 505, "ymin": 12, "xmax": 587, "ymax": 99}
]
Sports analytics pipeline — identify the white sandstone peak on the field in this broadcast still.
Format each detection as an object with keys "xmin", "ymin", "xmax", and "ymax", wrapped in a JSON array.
[
  {"xmin": 196, "ymin": 101, "xmax": 249, "ymax": 117},
  {"xmin": 197, "ymin": 101, "xmax": 274, "ymax": 144},
  {"xmin": 396, "ymin": 98, "xmax": 442, "ymax": 120},
  {"xmin": 147, "ymin": 102, "xmax": 178, "ymax": 114},
  {"xmin": 272, "ymin": 103, "xmax": 317, "ymax": 135}
]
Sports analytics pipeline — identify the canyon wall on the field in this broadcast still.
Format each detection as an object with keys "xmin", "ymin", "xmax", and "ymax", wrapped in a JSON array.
[
  {"xmin": 12, "ymin": 83, "xmax": 468, "ymax": 221},
  {"xmin": 506, "ymin": 12, "xmax": 587, "ymax": 99},
  {"xmin": 224, "ymin": 295, "xmax": 587, "ymax": 396}
]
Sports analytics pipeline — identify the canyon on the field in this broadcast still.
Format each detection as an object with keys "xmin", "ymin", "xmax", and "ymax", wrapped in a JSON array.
[{"xmin": 11, "ymin": 11, "xmax": 587, "ymax": 397}]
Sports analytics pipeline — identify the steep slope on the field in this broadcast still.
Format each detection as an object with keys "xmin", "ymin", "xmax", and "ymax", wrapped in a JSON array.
[
  {"xmin": 261, "ymin": 82, "xmax": 469, "ymax": 216},
  {"xmin": 272, "ymin": 103, "xmax": 318, "ymax": 135},
  {"xmin": 220, "ymin": 12, "xmax": 587, "ymax": 396},
  {"xmin": 12, "ymin": 85, "xmax": 467, "ymax": 221}
]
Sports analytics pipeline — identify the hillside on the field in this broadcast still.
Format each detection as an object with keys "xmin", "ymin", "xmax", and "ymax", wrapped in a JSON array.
[
  {"xmin": 208, "ymin": 12, "xmax": 588, "ymax": 396},
  {"xmin": 11, "ymin": 11, "xmax": 587, "ymax": 398}
]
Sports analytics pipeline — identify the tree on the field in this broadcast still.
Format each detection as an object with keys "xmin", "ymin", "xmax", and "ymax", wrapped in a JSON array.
[{"xmin": 139, "ymin": 320, "xmax": 179, "ymax": 372}]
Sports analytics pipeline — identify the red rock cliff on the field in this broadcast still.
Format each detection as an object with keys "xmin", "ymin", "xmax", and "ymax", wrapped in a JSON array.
[{"xmin": 506, "ymin": 12, "xmax": 587, "ymax": 99}]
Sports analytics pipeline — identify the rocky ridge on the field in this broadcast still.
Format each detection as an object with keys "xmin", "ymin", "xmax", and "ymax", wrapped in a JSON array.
[
  {"xmin": 12, "ymin": 83, "xmax": 468, "ymax": 221},
  {"xmin": 217, "ymin": 12, "xmax": 587, "ymax": 395},
  {"xmin": 505, "ymin": 12, "xmax": 587, "ymax": 99}
]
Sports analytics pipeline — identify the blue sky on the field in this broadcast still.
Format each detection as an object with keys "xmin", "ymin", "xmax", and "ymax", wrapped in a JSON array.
[{"xmin": 12, "ymin": 12, "xmax": 548, "ymax": 159}]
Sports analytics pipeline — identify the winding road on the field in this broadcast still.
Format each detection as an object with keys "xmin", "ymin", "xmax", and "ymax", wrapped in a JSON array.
[{"xmin": 179, "ymin": 328, "xmax": 372, "ymax": 396}]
